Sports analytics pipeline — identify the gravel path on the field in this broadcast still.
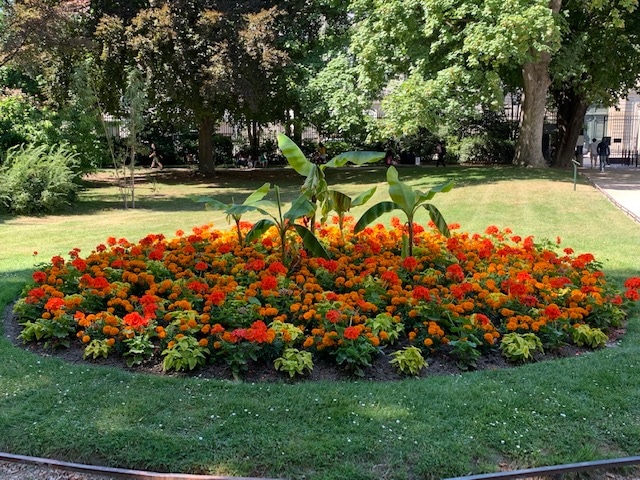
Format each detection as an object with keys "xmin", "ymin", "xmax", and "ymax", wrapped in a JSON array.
[{"xmin": 0, "ymin": 460, "xmax": 113, "ymax": 479}]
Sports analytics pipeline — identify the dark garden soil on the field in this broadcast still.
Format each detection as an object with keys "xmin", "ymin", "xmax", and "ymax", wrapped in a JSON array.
[{"xmin": 3, "ymin": 303, "xmax": 624, "ymax": 383}]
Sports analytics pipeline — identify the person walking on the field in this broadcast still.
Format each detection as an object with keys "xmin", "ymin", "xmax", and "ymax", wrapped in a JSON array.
[
  {"xmin": 588, "ymin": 138, "xmax": 599, "ymax": 168},
  {"xmin": 149, "ymin": 143, "xmax": 163, "ymax": 169},
  {"xmin": 597, "ymin": 138, "xmax": 609, "ymax": 172},
  {"xmin": 435, "ymin": 141, "xmax": 446, "ymax": 167}
]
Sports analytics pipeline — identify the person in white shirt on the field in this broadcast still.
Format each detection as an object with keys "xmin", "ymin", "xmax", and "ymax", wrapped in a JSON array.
[{"xmin": 587, "ymin": 138, "xmax": 598, "ymax": 169}]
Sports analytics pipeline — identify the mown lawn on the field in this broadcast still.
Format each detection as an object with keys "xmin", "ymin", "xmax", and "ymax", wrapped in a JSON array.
[{"xmin": 1, "ymin": 165, "xmax": 639, "ymax": 480}]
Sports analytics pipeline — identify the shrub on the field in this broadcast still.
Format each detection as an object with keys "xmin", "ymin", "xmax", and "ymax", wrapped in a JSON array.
[
  {"xmin": 390, "ymin": 346, "xmax": 428, "ymax": 376},
  {"xmin": 0, "ymin": 143, "xmax": 80, "ymax": 215}
]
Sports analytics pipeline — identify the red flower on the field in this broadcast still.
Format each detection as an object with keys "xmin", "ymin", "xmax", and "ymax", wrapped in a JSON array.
[
  {"xmin": 268, "ymin": 261, "xmax": 287, "ymax": 275},
  {"xmin": 624, "ymin": 277, "xmax": 640, "ymax": 289},
  {"xmin": 195, "ymin": 261, "xmax": 208, "ymax": 271},
  {"xmin": 71, "ymin": 258, "xmax": 87, "ymax": 272},
  {"xmin": 123, "ymin": 312, "xmax": 149, "ymax": 330},
  {"xmin": 247, "ymin": 259, "xmax": 266, "ymax": 271},
  {"xmin": 402, "ymin": 256, "xmax": 418, "ymax": 271},
  {"xmin": 32, "ymin": 271, "xmax": 47, "ymax": 284},
  {"xmin": 44, "ymin": 297, "xmax": 65, "ymax": 311},
  {"xmin": 261, "ymin": 275, "xmax": 278, "ymax": 290},
  {"xmin": 343, "ymin": 326, "xmax": 361, "ymax": 340},
  {"xmin": 381, "ymin": 270, "xmax": 399, "ymax": 285},
  {"xmin": 187, "ymin": 281, "xmax": 209, "ymax": 294},
  {"xmin": 544, "ymin": 304, "xmax": 562, "ymax": 320},
  {"xmin": 208, "ymin": 290, "xmax": 226, "ymax": 306},
  {"xmin": 219, "ymin": 243, "xmax": 233, "ymax": 254},
  {"xmin": 412, "ymin": 286, "xmax": 431, "ymax": 301},
  {"xmin": 625, "ymin": 289, "xmax": 640, "ymax": 301},
  {"xmin": 326, "ymin": 309, "xmax": 341, "ymax": 323},
  {"xmin": 446, "ymin": 264, "xmax": 465, "ymax": 282}
]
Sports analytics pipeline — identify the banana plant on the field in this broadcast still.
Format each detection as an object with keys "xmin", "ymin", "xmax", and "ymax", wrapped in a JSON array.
[
  {"xmin": 196, "ymin": 182, "xmax": 273, "ymax": 246},
  {"xmin": 354, "ymin": 166, "xmax": 454, "ymax": 256},
  {"xmin": 245, "ymin": 185, "xmax": 330, "ymax": 265},
  {"xmin": 327, "ymin": 187, "xmax": 377, "ymax": 241},
  {"xmin": 278, "ymin": 134, "xmax": 384, "ymax": 232}
]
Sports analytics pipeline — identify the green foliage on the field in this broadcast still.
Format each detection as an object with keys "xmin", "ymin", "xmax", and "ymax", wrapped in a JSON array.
[
  {"xmin": 0, "ymin": 143, "xmax": 80, "ymax": 215},
  {"xmin": 274, "ymin": 348, "xmax": 314, "ymax": 378},
  {"xmin": 198, "ymin": 182, "xmax": 273, "ymax": 246},
  {"xmin": 162, "ymin": 336, "xmax": 209, "ymax": 372},
  {"xmin": 448, "ymin": 338, "xmax": 483, "ymax": 370},
  {"xmin": 332, "ymin": 336, "xmax": 380, "ymax": 377},
  {"xmin": 245, "ymin": 185, "xmax": 330, "ymax": 264},
  {"xmin": 389, "ymin": 346, "xmax": 427, "ymax": 376},
  {"xmin": 123, "ymin": 334, "xmax": 156, "ymax": 367},
  {"xmin": 18, "ymin": 316, "xmax": 75, "ymax": 349},
  {"xmin": 354, "ymin": 166, "xmax": 453, "ymax": 256},
  {"xmin": 278, "ymin": 133, "xmax": 383, "ymax": 229},
  {"xmin": 83, "ymin": 339, "xmax": 112, "ymax": 360},
  {"xmin": 572, "ymin": 325, "xmax": 608, "ymax": 349},
  {"xmin": 500, "ymin": 332, "xmax": 544, "ymax": 363},
  {"xmin": 365, "ymin": 313, "xmax": 403, "ymax": 345}
]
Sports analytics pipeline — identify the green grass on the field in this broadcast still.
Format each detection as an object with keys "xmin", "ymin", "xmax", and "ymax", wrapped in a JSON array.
[{"xmin": 1, "ymin": 165, "xmax": 639, "ymax": 479}]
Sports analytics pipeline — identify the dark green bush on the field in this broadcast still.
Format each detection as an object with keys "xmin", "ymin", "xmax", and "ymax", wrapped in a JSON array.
[
  {"xmin": 0, "ymin": 144, "xmax": 80, "ymax": 215},
  {"xmin": 456, "ymin": 134, "xmax": 515, "ymax": 165}
]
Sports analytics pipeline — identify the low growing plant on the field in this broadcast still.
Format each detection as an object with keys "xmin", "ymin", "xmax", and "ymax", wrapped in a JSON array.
[
  {"xmin": 162, "ymin": 335, "xmax": 209, "ymax": 372},
  {"xmin": 274, "ymin": 348, "xmax": 314, "ymax": 378},
  {"xmin": 500, "ymin": 332, "xmax": 544, "ymax": 363},
  {"xmin": 572, "ymin": 324, "xmax": 608, "ymax": 349},
  {"xmin": 83, "ymin": 338, "xmax": 112, "ymax": 360},
  {"xmin": 390, "ymin": 346, "xmax": 428, "ymax": 376}
]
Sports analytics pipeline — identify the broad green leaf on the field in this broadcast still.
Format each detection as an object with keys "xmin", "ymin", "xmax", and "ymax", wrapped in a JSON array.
[
  {"xmin": 326, "ymin": 151, "xmax": 385, "ymax": 168},
  {"xmin": 201, "ymin": 198, "xmax": 230, "ymax": 211},
  {"xmin": 278, "ymin": 134, "xmax": 313, "ymax": 176},
  {"xmin": 292, "ymin": 224, "xmax": 330, "ymax": 259},
  {"xmin": 243, "ymin": 182, "xmax": 271, "ymax": 205},
  {"xmin": 386, "ymin": 166, "xmax": 416, "ymax": 214},
  {"xmin": 351, "ymin": 186, "xmax": 377, "ymax": 207},
  {"xmin": 424, "ymin": 204, "xmax": 451, "ymax": 238},
  {"xmin": 245, "ymin": 218, "xmax": 276, "ymax": 244},
  {"xmin": 328, "ymin": 190, "xmax": 352, "ymax": 213},
  {"xmin": 354, "ymin": 201, "xmax": 398, "ymax": 233},
  {"xmin": 284, "ymin": 195, "xmax": 316, "ymax": 221},
  {"xmin": 225, "ymin": 204, "xmax": 266, "ymax": 217}
]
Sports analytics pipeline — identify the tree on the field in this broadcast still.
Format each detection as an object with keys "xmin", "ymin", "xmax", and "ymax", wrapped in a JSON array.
[
  {"xmin": 228, "ymin": 5, "xmax": 289, "ymax": 155},
  {"xmin": 121, "ymin": 2, "xmax": 231, "ymax": 173},
  {"xmin": 550, "ymin": 1, "xmax": 640, "ymax": 167},
  {"xmin": 350, "ymin": 0, "xmax": 562, "ymax": 167}
]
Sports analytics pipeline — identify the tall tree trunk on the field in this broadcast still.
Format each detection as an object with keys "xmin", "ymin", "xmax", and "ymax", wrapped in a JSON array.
[
  {"xmin": 514, "ymin": 0, "xmax": 562, "ymax": 167},
  {"xmin": 553, "ymin": 86, "xmax": 589, "ymax": 168},
  {"xmin": 198, "ymin": 114, "xmax": 215, "ymax": 173},
  {"xmin": 514, "ymin": 55, "xmax": 553, "ymax": 167}
]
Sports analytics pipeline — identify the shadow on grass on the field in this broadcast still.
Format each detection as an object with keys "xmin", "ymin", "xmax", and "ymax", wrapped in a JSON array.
[{"xmin": 2, "ymin": 165, "xmax": 586, "ymax": 220}]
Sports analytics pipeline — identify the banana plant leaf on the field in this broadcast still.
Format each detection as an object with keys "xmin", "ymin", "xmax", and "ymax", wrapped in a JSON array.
[
  {"xmin": 244, "ymin": 218, "xmax": 276, "ymax": 244},
  {"xmin": 278, "ymin": 134, "xmax": 313, "ymax": 176},
  {"xmin": 326, "ymin": 151, "xmax": 385, "ymax": 168},
  {"xmin": 353, "ymin": 201, "xmax": 398, "ymax": 233},
  {"xmin": 292, "ymin": 224, "xmax": 330, "ymax": 259},
  {"xmin": 424, "ymin": 204, "xmax": 451, "ymax": 238}
]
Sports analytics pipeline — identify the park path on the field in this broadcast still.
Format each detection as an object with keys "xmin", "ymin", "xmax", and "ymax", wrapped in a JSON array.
[{"xmin": 580, "ymin": 163, "xmax": 640, "ymax": 223}]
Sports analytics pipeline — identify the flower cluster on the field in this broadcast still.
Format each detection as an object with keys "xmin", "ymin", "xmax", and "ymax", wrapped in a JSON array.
[{"xmin": 14, "ymin": 220, "xmax": 640, "ymax": 376}]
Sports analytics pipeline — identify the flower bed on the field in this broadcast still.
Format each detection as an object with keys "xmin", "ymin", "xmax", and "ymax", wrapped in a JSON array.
[{"xmin": 14, "ymin": 219, "xmax": 640, "ymax": 378}]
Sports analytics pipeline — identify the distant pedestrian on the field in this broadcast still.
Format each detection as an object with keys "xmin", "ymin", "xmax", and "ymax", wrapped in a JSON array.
[
  {"xmin": 149, "ymin": 143, "xmax": 163, "ymax": 169},
  {"xmin": 597, "ymin": 138, "xmax": 609, "ymax": 172},
  {"xmin": 588, "ymin": 138, "xmax": 598, "ymax": 168},
  {"xmin": 435, "ymin": 141, "xmax": 446, "ymax": 167},
  {"xmin": 384, "ymin": 150, "xmax": 396, "ymax": 168}
]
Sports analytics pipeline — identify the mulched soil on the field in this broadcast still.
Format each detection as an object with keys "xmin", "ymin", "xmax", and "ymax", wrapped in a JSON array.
[{"xmin": 3, "ymin": 303, "xmax": 623, "ymax": 383}]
